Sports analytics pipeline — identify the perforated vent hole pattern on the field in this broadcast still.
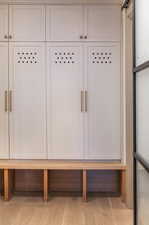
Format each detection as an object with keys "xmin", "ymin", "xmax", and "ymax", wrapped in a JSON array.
[
  {"xmin": 54, "ymin": 52, "xmax": 76, "ymax": 64},
  {"xmin": 17, "ymin": 52, "xmax": 38, "ymax": 64},
  {"xmin": 91, "ymin": 52, "xmax": 112, "ymax": 64}
]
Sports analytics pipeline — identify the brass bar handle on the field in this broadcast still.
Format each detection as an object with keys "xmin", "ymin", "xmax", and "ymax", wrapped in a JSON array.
[
  {"xmin": 9, "ymin": 91, "xmax": 12, "ymax": 112},
  {"xmin": 4, "ymin": 91, "xmax": 8, "ymax": 112},
  {"xmin": 81, "ymin": 91, "xmax": 84, "ymax": 112},
  {"xmin": 85, "ymin": 91, "xmax": 88, "ymax": 112}
]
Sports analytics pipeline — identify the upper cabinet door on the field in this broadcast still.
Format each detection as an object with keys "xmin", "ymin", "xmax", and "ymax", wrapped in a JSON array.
[
  {"xmin": 9, "ymin": 5, "xmax": 45, "ymax": 41},
  {"xmin": 46, "ymin": 6, "xmax": 84, "ymax": 41},
  {"xmin": 85, "ymin": 5, "xmax": 121, "ymax": 41},
  {"xmin": 0, "ymin": 43, "xmax": 9, "ymax": 158},
  {"xmin": 0, "ymin": 6, "xmax": 8, "ymax": 42}
]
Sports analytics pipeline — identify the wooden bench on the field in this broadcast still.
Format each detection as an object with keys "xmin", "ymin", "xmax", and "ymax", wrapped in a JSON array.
[{"xmin": 0, "ymin": 160, "xmax": 126, "ymax": 202}]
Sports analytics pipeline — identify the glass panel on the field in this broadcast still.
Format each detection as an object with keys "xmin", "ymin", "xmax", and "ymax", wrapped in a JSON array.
[
  {"xmin": 136, "ymin": 68, "xmax": 149, "ymax": 163},
  {"xmin": 135, "ymin": 0, "xmax": 149, "ymax": 66},
  {"xmin": 137, "ymin": 162, "xmax": 149, "ymax": 225}
]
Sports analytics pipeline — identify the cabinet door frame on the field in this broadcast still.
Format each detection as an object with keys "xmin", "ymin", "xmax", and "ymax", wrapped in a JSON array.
[
  {"xmin": 9, "ymin": 42, "xmax": 47, "ymax": 159},
  {"xmin": 46, "ymin": 42, "xmax": 85, "ymax": 159},
  {"xmin": 46, "ymin": 5, "xmax": 84, "ymax": 42},
  {"xmin": 0, "ymin": 42, "xmax": 9, "ymax": 158},
  {"xmin": 84, "ymin": 5, "xmax": 121, "ymax": 42},
  {"xmin": 0, "ymin": 5, "xmax": 8, "ymax": 42},
  {"xmin": 9, "ymin": 5, "xmax": 46, "ymax": 42},
  {"xmin": 84, "ymin": 42, "xmax": 122, "ymax": 160}
]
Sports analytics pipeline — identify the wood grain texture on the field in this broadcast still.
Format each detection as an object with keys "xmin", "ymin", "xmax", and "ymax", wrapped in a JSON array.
[
  {"xmin": 0, "ymin": 160, "xmax": 126, "ymax": 170},
  {"xmin": 83, "ymin": 170, "xmax": 87, "ymax": 201},
  {"xmin": 0, "ymin": 197, "xmax": 133, "ymax": 225},
  {"xmin": 12, "ymin": 170, "xmax": 121, "ymax": 194},
  {"xmin": 4, "ymin": 169, "xmax": 10, "ymax": 201},
  {"xmin": 43, "ymin": 170, "xmax": 48, "ymax": 201}
]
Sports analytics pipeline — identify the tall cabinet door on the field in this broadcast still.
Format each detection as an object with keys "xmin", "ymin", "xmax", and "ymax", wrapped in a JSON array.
[
  {"xmin": 85, "ymin": 43, "xmax": 121, "ymax": 160},
  {"xmin": 9, "ymin": 5, "xmax": 45, "ymax": 41},
  {"xmin": 9, "ymin": 43, "xmax": 46, "ymax": 159},
  {"xmin": 47, "ymin": 43, "xmax": 84, "ymax": 159},
  {"xmin": 0, "ymin": 5, "xmax": 8, "ymax": 42},
  {"xmin": 0, "ymin": 43, "xmax": 9, "ymax": 158},
  {"xmin": 46, "ymin": 6, "xmax": 84, "ymax": 41},
  {"xmin": 84, "ymin": 5, "xmax": 121, "ymax": 41}
]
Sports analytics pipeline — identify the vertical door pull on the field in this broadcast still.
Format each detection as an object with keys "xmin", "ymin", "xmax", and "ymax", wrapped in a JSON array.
[
  {"xmin": 81, "ymin": 91, "xmax": 84, "ymax": 112},
  {"xmin": 9, "ymin": 91, "xmax": 12, "ymax": 112},
  {"xmin": 4, "ymin": 91, "xmax": 8, "ymax": 112},
  {"xmin": 85, "ymin": 91, "xmax": 88, "ymax": 112}
]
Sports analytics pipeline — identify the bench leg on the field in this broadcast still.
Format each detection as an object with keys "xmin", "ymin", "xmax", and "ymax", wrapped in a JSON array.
[
  {"xmin": 43, "ymin": 169, "xmax": 48, "ymax": 201},
  {"xmin": 4, "ymin": 169, "xmax": 11, "ymax": 201},
  {"xmin": 121, "ymin": 170, "xmax": 126, "ymax": 203},
  {"xmin": 83, "ymin": 170, "xmax": 87, "ymax": 202}
]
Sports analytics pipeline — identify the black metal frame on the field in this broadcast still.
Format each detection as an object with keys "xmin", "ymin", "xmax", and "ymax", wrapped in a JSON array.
[
  {"xmin": 133, "ymin": 0, "xmax": 149, "ymax": 224},
  {"xmin": 121, "ymin": 0, "xmax": 130, "ymax": 9}
]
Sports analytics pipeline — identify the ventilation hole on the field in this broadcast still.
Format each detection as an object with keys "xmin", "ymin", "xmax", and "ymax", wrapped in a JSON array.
[{"xmin": 53, "ymin": 52, "xmax": 76, "ymax": 64}]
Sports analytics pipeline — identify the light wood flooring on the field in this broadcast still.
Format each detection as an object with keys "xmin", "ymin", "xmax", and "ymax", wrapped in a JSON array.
[{"xmin": 0, "ymin": 197, "xmax": 133, "ymax": 225}]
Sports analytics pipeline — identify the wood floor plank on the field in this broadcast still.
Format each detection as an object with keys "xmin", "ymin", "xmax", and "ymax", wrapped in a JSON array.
[
  {"xmin": 109, "ymin": 197, "xmax": 126, "ymax": 210},
  {"xmin": 0, "ymin": 197, "xmax": 133, "ymax": 225}
]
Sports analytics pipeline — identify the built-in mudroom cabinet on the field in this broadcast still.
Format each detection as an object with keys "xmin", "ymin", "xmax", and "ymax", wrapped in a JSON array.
[{"xmin": 0, "ymin": 4, "xmax": 122, "ymax": 160}]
